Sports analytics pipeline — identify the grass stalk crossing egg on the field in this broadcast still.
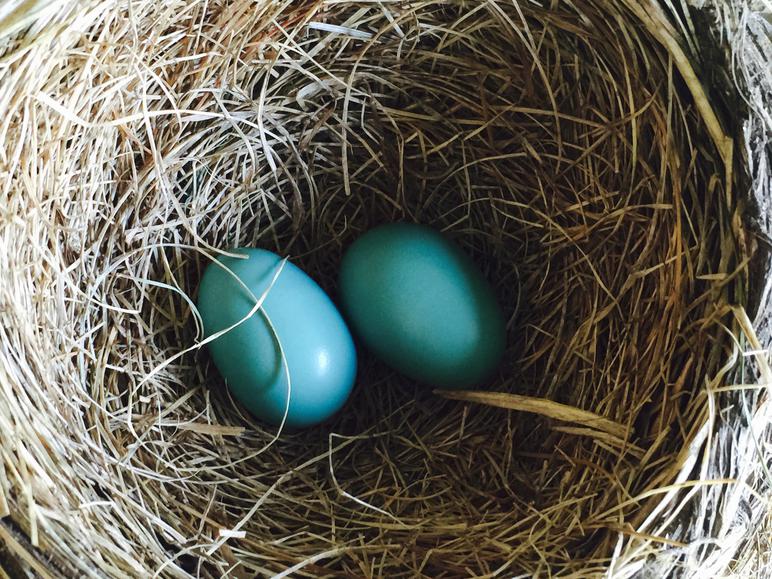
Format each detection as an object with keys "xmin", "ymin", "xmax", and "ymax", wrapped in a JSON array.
[
  {"xmin": 197, "ymin": 249, "xmax": 357, "ymax": 428},
  {"xmin": 339, "ymin": 223, "xmax": 505, "ymax": 389}
]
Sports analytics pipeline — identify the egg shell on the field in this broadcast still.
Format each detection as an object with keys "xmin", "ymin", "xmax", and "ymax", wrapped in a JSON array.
[
  {"xmin": 197, "ymin": 248, "xmax": 357, "ymax": 428},
  {"xmin": 339, "ymin": 223, "xmax": 505, "ymax": 390}
]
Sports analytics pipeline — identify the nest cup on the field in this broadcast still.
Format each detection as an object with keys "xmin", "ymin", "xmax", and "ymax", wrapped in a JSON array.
[{"xmin": 0, "ymin": 1, "xmax": 770, "ymax": 577}]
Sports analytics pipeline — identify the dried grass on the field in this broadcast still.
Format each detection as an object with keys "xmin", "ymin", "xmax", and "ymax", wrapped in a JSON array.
[{"xmin": 0, "ymin": 0, "xmax": 769, "ymax": 577}]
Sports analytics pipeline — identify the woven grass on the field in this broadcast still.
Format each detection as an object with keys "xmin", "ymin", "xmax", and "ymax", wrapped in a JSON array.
[{"xmin": 0, "ymin": 0, "xmax": 769, "ymax": 577}]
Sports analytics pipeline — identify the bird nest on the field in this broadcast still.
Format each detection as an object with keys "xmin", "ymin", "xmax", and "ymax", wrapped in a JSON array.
[{"xmin": 0, "ymin": 0, "xmax": 770, "ymax": 577}]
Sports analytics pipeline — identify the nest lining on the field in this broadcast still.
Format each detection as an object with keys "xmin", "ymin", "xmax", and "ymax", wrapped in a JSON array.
[{"xmin": 0, "ymin": 0, "xmax": 766, "ymax": 577}]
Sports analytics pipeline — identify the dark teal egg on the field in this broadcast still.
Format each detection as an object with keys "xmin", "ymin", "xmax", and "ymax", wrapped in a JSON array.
[
  {"xmin": 339, "ymin": 223, "xmax": 505, "ymax": 389},
  {"xmin": 197, "ymin": 248, "xmax": 356, "ymax": 428}
]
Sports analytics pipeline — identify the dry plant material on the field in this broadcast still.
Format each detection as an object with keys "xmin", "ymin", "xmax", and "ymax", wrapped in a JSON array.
[
  {"xmin": 435, "ymin": 391, "xmax": 627, "ymax": 439},
  {"xmin": 0, "ymin": 0, "xmax": 769, "ymax": 577}
]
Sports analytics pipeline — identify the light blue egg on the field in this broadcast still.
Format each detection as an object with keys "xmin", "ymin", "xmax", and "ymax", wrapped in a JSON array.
[{"xmin": 197, "ymin": 248, "xmax": 357, "ymax": 428}]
